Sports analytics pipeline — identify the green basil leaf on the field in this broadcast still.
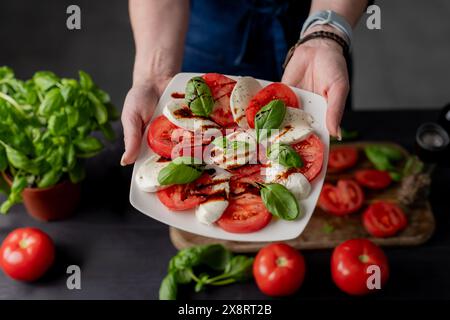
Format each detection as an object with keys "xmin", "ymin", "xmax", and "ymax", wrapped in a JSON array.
[
  {"xmin": 364, "ymin": 146, "xmax": 395, "ymax": 171},
  {"xmin": 79, "ymin": 70, "xmax": 94, "ymax": 90},
  {"xmin": 1, "ymin": 175, "xmax": 27, "ymax": 214},
  {"xmin": 74, "ymin": 136, "xmax": 103, "ymax": 154},
  {"xmin": 69, "ymin": 161, "xmax": 85, "ymax": 183},
  {"xmin": 173, "ymin": 269, "xmax": 192, "ymax": 284},
  {"xmin": 48, "ymin": 113, "xmax": 69, "ymax": 135},
  {"xmin": 268, "ymin": 143, "xmax": 303, "ymax": 168},
  {"xmin": 198, "ymin": 244, "xmax": 232, "ymax": 271},
  {"xmin": 38, "ymin": 88, "xmax": 63, "ymax": 116},
  {"xmin": 222, "ymin": 256, "xmax": 254, "ymax": 281},
  {"xmin": 255, "ymin": 99, "xmax": 286, "ymax": 142},
  {"xmin": 260, "ymin": 183, "xmax": 300, "ymax": 220},
  {"xmin": 159, "ymin": 273, "xmax": 178, "ymax": 300},
  {"xmin": 0, "ymin": 66, "xmax": 14, "ymax": 80},
  {"xmin": 87, "ymin": 92, "xmax": 108, "ymax": 125},
  {"xmin": 66, "ymin": 144, "xmax": 76, "ymax": 170},
  {"xmin": 157, "ymin": 162, "xmax": 202, "ymax": 185},
  {"xmin": 99, "ymin": 122, "xmax": 116, "ymax": 141},
  {"xmin": 37, "ymin": 169, "xmax": 62, "ymax": 188},
  {"xmin": 32, "ymin": 71, "xmax": 59, "ymax": 92},
  {"xmin": 389, "ymin": 171, "xmax": 402, "ymax": 182},
  {"xmin": 185, "ymin": 77, "xmax": 214, "ymax": 117},
  {"xmin": 402, "ymin": 155, "xmax": 424, "ymax": 177},
  {"xmin": 0, "ymin": 142, "xmax": 34, "ymax": 173}
]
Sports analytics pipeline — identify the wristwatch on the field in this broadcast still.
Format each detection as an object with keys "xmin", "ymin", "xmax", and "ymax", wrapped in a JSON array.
[{"xmin": 300, "ymin": 10, "xmax": 353, "ymax": 47}]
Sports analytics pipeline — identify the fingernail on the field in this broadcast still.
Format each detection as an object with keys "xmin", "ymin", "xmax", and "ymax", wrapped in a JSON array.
[
  {"xmin": 337, "ymin": 127, "xmax": 342, "ymax": 141},
  {"xmin": 120, "ymin": 153, "xmax": 127, "ymax": 166}
]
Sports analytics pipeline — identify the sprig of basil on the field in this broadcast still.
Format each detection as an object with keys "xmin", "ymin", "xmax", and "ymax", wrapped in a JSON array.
[
  {"xmin": 259, "ymin": 183, "xmax": 300, "ymax": 220},
  {"xmin": 185, "ymin": 76, "xmax": 214, "ymax": 117},
  {"xmin": 255, "ymin": 99, "xmax": 286, "ymax": 142},
  {"xmin": 268, "ymin": 143, "xmax": 303, "ymax": 168},
  {"xmin": 157, "ymin": 157, "xmax": 204, "ymax": 185},
  {"xmin": 364, "ymin": 145, "xmax": 404, "ymax": 181},
  {"xmin": 159, "ymin": 244, "xmax": 253, "ymax": 300}
]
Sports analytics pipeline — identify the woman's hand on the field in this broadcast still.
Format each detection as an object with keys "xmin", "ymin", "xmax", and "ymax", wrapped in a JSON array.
[
  {"xmin": 282, "ymin": 30, "xmax": 349, "ymax": 139},
  {"xmin": 120, "ymin": 79, "xmax": 171, "ymax": 166}
]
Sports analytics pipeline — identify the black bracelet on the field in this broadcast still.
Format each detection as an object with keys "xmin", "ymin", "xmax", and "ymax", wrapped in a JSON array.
[{"xmin": 282, "ymin": 31, "xmax": 349, "ymax": 69}]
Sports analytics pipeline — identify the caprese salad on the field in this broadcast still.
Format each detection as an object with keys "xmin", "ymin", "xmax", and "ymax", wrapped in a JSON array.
[{"xmin": 136, "ymin": 73, "xmax": 324, "ymax": 234}]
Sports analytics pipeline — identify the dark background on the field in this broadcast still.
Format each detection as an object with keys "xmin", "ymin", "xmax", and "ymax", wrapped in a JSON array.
[{"xmin": 0, "ymin": 0, "xmax": 450, "ymax": 300}]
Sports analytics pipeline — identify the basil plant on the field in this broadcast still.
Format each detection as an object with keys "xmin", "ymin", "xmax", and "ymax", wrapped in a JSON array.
[{"xmin": 0, "ymin": 66, "xmax": 118, "ymax": 213}]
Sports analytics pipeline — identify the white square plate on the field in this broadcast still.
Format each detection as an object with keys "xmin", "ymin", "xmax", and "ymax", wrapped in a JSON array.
[{"xmin": 130, "ymin": 73, "xmax": 329, "ymax": 242}]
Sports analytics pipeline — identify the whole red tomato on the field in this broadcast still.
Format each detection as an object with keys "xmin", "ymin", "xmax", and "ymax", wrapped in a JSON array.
[
  {"xmin": 331, "ymin": 239, "xmax": 389, "ymax": 295},
  {"xmin": 0, "ymin": 228, "xmax": 55, "ymax": 281},
  {"xmin": 253, "ymin": 243, "xmax": 306, "ymax": 296}
]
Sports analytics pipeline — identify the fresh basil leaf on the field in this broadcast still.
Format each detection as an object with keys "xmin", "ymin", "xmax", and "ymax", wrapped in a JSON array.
[
  {"xmin": 48, "ymin": 113, "xmax": 69, "ymax": 135},
  {"xmin": 159, "ymin": 273, "xmax": 178, "ymax": 300},
  {"xmin": 87, "ymin": 92, "xmax": 108, "ymax": 125},
  {"xmin": 268, "ymin": 143, "xmax": 302, "ymax": 168},
  {"xmin": 194, "ymin": 273, "xmax": 210, "ymax": 293},
  {"xmin": 389, "ymin": 171, "xmax": 402, "ymax": 182},
  {"xmin": 173, "ymin": 269, "xmax": 192, "ymax": 284},
  {"xmin": 402, "ymin": 156, "xmax": 424, "ymax": 177},
  {"xmin": 79, "ymin": 70, "xmax": 94, "ymax": 90},
  {"xmin": 158, "ymin": 162, "xmax": 203, "ymax": 185},
  {"xmin": 260, "ymin": 183, "xmax": 300, "ymax": 220},
  {"xmin": 38, "ymin": 88, "xmax": 63, "ymax": 116},
  {"xmin": 198, "ymin": 244, "xmax": 232, "ymax": 271},
  {"xmin": 255, "ymin": 99, "xmax": 286, "ymax": 142},
  {"xmin": 0, "ymin": 175, "xmax": 27, "ymax": 214},
  {"xmin": 185, "ymin": 77, "xmax": 214, "ymax": 117},
  {"xmin": 69, "ymin": 161, "xmax": 85, "ymax": 183},
  {"xmin": 0, "ymin": 142, "xmax": 34, "ymax": 173},
  {"xmin": 99, "ymin": 122, "xmax": 116, "ymax": 141},
  {"xmin": 32, "ymin": 71, "xmax": 59, "ymax": 92},
  {"xmin": 222, "ymin": 255, "xmax": 254, "ymax": 281},
  {"xmin": 37, "ymin": 169, "xmax": 62, "ymax": 188},
  {"xmin": 74, "ymin": 136, "xmax": 103, "ymax": 154},
  {"xmin": 364, "ymin": 146, "xmax": 395, "ymax": 171},
  {"xmin": 93, "ymin": 88, "xmax": 110, "ymax": 104},
  {"xmin": 66, "ymin": 144, "xmax": 76, "ymax": 170}
]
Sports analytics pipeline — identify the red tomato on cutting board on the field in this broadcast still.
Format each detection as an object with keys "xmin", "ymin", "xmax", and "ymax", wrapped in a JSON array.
[
  {"xmin": 331, "ymin": 239, "xmax": 389, "ymax": 295},
  {"xmin": 363, "ymin": 201, "xmax": 407, "ymax": 237},
  {"xmin": 0, "ymin": 228, "xmax": 55, "ymax": 282},
  {"xmin": 246, "ymin": 83, "xmax": 300, "ymax": 128},
  {"xmin": 319, "ymin": 179, "xmax": 364, "ymax": 215},
  {"xmin": 355, "ymin": 169, "xmax": 392, "ymax": 190},
  {"xmin": 328, "ymin": 146, "xmax": 358, "ymax": 172},
  {"xmin": 253, "ymin": 243, "xmax": 306, "ymax": 296}
]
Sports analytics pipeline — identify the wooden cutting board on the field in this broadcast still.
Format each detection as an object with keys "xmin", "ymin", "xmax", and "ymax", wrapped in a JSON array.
[{"xmin": 169, "ymin": 142, "xmax": 435, "ymax": 252}]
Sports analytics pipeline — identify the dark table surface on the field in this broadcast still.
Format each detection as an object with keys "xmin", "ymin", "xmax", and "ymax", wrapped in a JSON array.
[{"xmin": 0, "ymin": 109, "xmax": 449, "ymax": 300}]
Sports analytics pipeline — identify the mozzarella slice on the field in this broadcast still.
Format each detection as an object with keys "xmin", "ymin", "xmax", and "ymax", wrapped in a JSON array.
[
  {"xmin": 264, "ymin": 162, "xmax": 311, "ymax": 200},
  {"xmin": 230, "ymin": 77, "xmax": 262, "ymax": 129},
  {"xmin": 163, "ymin": 99, "xmax": 220, "ymax": 132},
  {"xmin": 136, "ymin": 155, "xmax": 171, "ymax": 192},
  {"xmin": 195, "ymin": 172, "xmax": 231, "ymax": 225},
  {"xmin": 267, "ymin": 108, "xmax": 314, "ymax": 145},
  {"xmin": 209, "ymin": 130, "xmax": 257, "ymax": 170},
  {"xmin": 196, "ymin": 199, "xmax": 229, "ymax": 225}
]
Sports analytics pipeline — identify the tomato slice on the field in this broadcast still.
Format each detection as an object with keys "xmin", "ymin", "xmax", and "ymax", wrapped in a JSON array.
[
  {"xmin": 217, "ymin": 193, "xmax": 272, "ymax": 233},
  {"xmin": 229, "ymin": 165, "xmax": 264, "ymax": 195},
  {"xmin": 355, "ymin": 169, "xmax": 392, "ymax": 190},
  {"xmin": 328, "ymin": 146, "xmax": 358, "ymax": 172},
  {"xmin": 156, "ymin": 184, "xmax": 206, "ymax": 211},
  {"xmin": 246, "ymin": 83, "xmax": 300, "ymax": 128},
  {"xmin": 291, "ymin": 134, "xmax": 324, "ymax": 181},
  {"xmin": 363, "ymin": 201, "xmax": 407, "ymax": 237},
  {"xmin": 202, "ymin": 73, "xmax": 236, "ymax": 127},
  {"xmin": 319, "ymin": 179, "xmax": 364, "ymax": 216},
  {"xmin": 147, "ymin": 115, "xmax": 181, "ymax": 158}
]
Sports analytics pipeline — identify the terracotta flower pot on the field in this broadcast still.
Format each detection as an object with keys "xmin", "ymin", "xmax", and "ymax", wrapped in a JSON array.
[{"xmin": 1, "ymin": 172, "xmax": 81, "ymax": 221}]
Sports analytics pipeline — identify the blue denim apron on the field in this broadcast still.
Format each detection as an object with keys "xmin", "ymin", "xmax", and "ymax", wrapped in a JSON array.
[{"xmin": 182, "ymin": 0, "xmax": 311, "ymax": 81}]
